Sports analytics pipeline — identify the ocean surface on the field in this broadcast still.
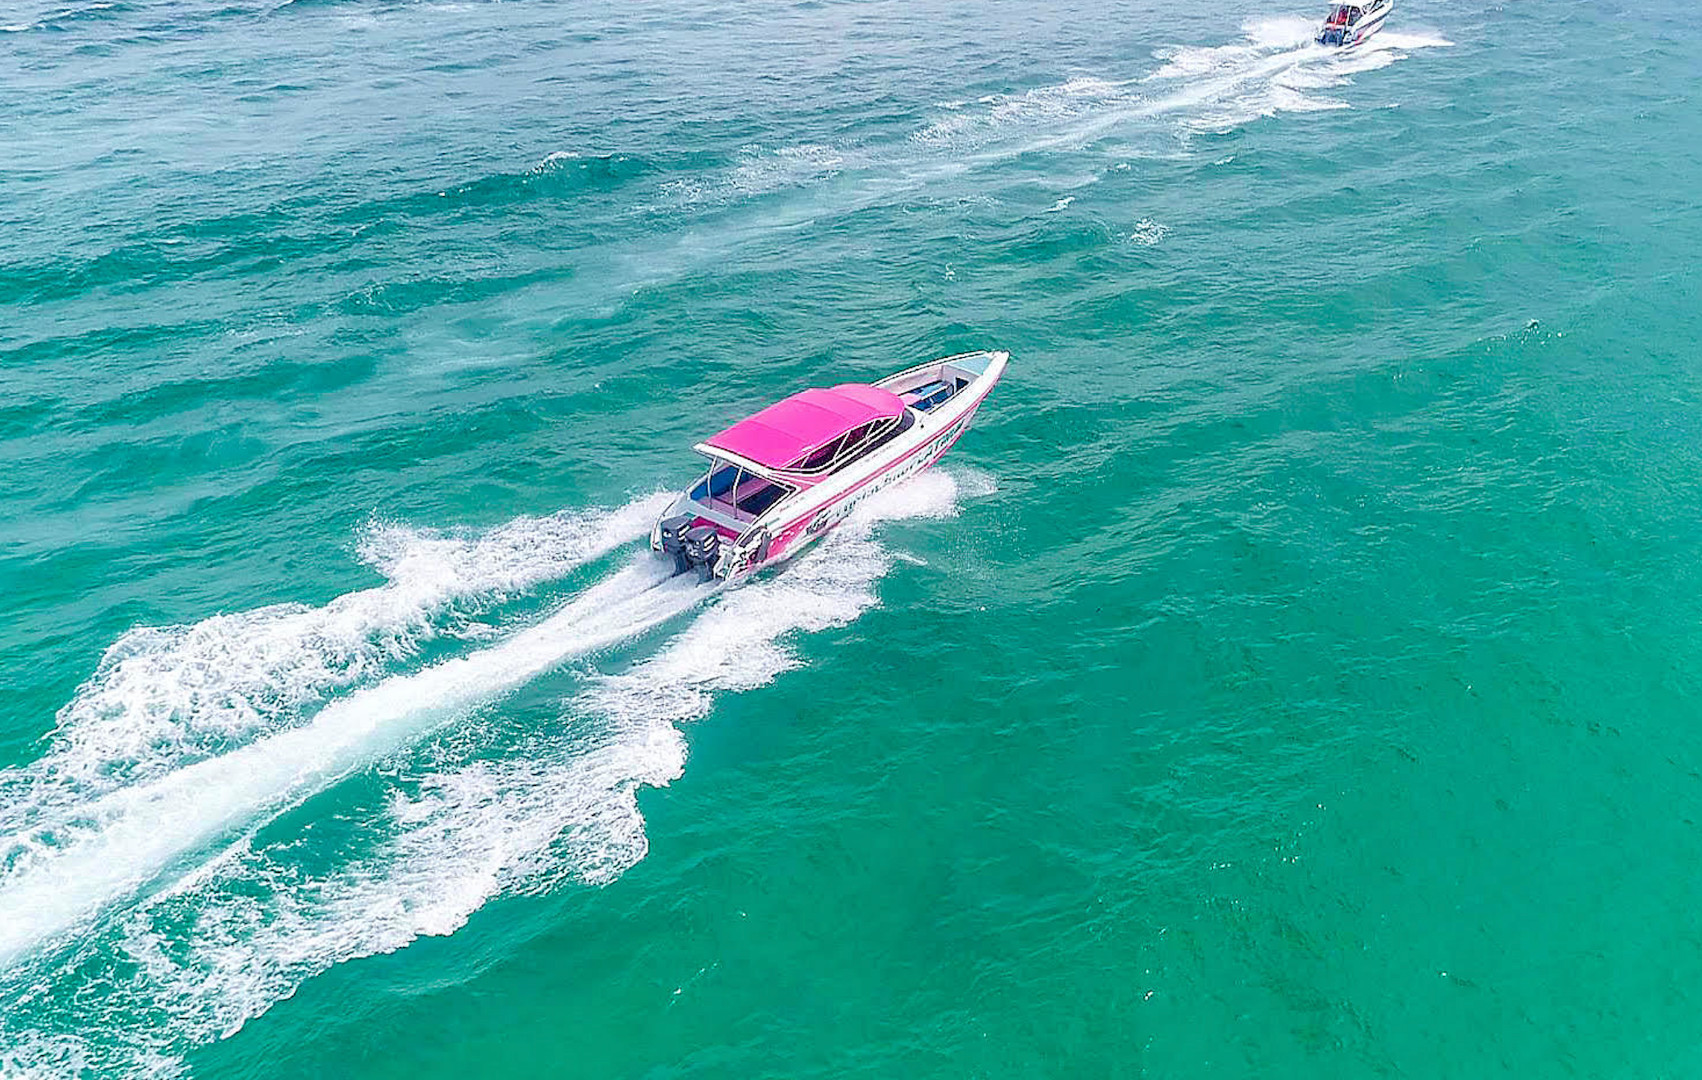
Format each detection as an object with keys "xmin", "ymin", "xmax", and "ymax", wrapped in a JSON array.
[{"xmin": 2, "ymin": 0, "xmax": 1699, "ymax": 1075}]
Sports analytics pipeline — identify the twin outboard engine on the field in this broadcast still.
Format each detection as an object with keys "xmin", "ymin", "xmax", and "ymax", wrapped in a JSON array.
[{"xmin": 658, "ymin": 514, "xmax": 722, "ymax": 582}]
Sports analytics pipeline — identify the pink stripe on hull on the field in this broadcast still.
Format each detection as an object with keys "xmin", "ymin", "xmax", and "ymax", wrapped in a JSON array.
[{"xmin": 743, "ymin": 398, "xmax": 989, "ymax": 573}]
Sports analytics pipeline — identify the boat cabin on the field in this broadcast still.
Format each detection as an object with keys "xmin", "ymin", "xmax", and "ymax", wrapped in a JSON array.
[
  {"xmin": 1322, "ymin": 0, "xmax": 1388, "ymax": 29},
  {"xmin": 685, "ymin": 383, "xmax": 915, "ymax": 526},
  {"xmin": 679, "ymin": 365, "xmax": 980, "ymax": 530}
]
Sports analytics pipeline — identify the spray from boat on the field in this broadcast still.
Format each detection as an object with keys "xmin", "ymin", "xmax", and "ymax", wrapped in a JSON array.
[
  {"xmin": 0, "ymin": 559, "xmax": 703, "ymax": 969},
  {"xmin": 1314, "ymin": 0, "xmax": 1393, "ymax": 48},
  {"xmin": 0, "ymin": 469, "xmax": 988, "ymax": 1078}
]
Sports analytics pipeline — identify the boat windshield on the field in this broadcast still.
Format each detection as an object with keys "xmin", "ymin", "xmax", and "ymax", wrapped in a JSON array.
[
  {"xmin": 1327, "ymin": 4, "xmax": 1358, "ymax": 22},
  {"xmin": 690, "ymin": 460, "xmax": 794, "ymax": 522}
]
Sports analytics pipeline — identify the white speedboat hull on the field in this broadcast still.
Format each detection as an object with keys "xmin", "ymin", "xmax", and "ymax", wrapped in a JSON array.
[
  {"xmin": 1316, "ymin": 0, "xmax": 1391, "ymax": 47},
  {"xmin": 653, "ymin": 351, "xmax": 1007, "ymax": 582}
]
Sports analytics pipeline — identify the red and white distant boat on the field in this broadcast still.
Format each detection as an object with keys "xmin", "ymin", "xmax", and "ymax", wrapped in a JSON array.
[
  {"xmin": 1316, "ymin": 0, "xmax": 1391, "ymax": 46},
  {"xmin": 653, "ymin": 350, "xmax": 1008, "ymax": 582}
]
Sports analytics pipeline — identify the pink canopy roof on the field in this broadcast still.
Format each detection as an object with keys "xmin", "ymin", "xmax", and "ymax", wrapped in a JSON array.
[{"xmin": 701, "ymin": 383, "xmax": 906, "ymax": 470}]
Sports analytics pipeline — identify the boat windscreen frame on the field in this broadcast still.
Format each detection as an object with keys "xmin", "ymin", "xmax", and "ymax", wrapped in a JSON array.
[
  {"xmin": 689, "ymin": 455, "xmax": 798, "ymax": 523},
  {"xmin": 776, "ymin": 412, "xmax": 914, "ymax": 478}
]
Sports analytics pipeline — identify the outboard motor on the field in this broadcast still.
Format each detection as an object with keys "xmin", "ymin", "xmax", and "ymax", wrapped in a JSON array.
[
  {"xmin": 681, "ymin": 525, "xmax": 721, "ymax": 582},
  {"xmin": 658, "ymin": 514, "xmax": 722, "ymax": 581}
]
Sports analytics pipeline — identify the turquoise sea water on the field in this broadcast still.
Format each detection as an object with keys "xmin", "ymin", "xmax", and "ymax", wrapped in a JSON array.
[{"xmin": 3, "ymin": 0, "xmax": 1700, "ymax": 1075}]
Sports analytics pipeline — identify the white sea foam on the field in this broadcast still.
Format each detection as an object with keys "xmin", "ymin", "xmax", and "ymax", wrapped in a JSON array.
[
  {"xmin": 1146, "ymin": 17, "xmax": 1450, "ymax": 134},
  {"xmin": 0, "ymin": 494, "xmax": 670, "ymax": 965},
  {"xmin": 1375, "ymin": 29, "xmax": 1455, "ymax": 51},
  {"xmin": 512, "ymin": 18, "xmax": 1449, "ymax": 321},
  {"xmin": 0, "ymin": 472, "xmax": 995, "ymax": 1078},
  {"xmin": 657, "ymin": 142, "xmax": 859, "ymax": 209},
  {"xmin": 0, "ymin": 1034, "xmax": 85, "ymax": 1079},
  {"xmin": 908, "ymin": 15, "xmax": 1450, "ymax": 159},
  {"xmin": 910, "ymin": 75, "xmax": 1136, "ymax": 152},
  {"xmin": 0, "ymin": 559, "xmax": 697, "ymax": 969},
  {"xmin": 0, "ymin": 493, "xmax": 668, "ymax": 826},
  {"xmin": 1130, "ymin": 218, "xmax": 1171, "ymax": 246},
  {"xmin": 531, "ymin": 149, "xmax": 582, "ymax": 171},
  {"xmin": 728, "ymin": 143, "xmax": 849, "ymax": 195}
]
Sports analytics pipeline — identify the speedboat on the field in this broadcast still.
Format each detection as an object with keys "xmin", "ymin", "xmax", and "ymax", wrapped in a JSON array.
[
  {"xmin": 653, "ymin": 350, "xmax": 1008, "ymax": 582},
  {"xmin": 1315, "ymin": 0, "xmax": 1391, "ymax": 46}
]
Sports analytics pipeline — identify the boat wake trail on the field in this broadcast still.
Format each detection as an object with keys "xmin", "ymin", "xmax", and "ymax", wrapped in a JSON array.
[
  {"xmin": 0, "ymin": 470, "xmax": 989, "ymax": 1078},
  {"xmin": 912, "ymin": 15, "xmax": 1453, "ymax": 159},
  {"xmin": 0, "ymin": 495, "xmax": 672, "ymax": 826},
  {"xmin": 612, "ymin": 15, "xmax": 1450, "ymax": 293},
  {"xmin": 642, "ymin": 15, "xmax": 1453, "ymax": 222}
]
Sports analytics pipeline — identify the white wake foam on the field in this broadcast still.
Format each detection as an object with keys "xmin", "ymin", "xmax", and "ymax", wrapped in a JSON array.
[
  {"xmin": 0, "ymin": 494, "xmax": 671, "ymax": 966},
  {"xmin": 1146, "ymin": 17, "xmax": 1453, "ymax": 133},
  {"xmin": 0, "ymin": 493, "xmax": 669, "ymax": 823},
  {"xmin": 0, "ymin": 559, "xmax": 697, "ymax": 969},
  {"xmin": 652, "ymin": 14, "xmax": 1445, "ymax": 223},
  {"xmin": 904, "ymin": 16, "xmax": 1450, "ymax": 162},
  {"xmin": 1129, "ymin": 217, "xmax": 1171, "ymax": 246},
  {"xmin": 909, "ymin": 75, "xmax": 1136, "ymax": 152},
  {"xmin": 605, "ymin": 18, "xmax": 1450, "ymax": 317},
  {"xmin": 0, "ymin": 470, "xmax": 994, "ymax": 1079}
]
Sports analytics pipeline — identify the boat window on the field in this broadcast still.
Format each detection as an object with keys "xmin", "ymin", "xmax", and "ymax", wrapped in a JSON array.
[
  {"xmin": 838, "ymin": 423, "xmax": 875, "ymax": 457},
  {"xmin": 837, "ymin": 412, "xmax": 915, "ymax": 469},
  {"xmin": 839, "ymin": 421, "xmax": 892, "ymax": 464},
  {"xmin": 692, "ymin": 459, "xmax": 793, "ymax": 520},
  {"xmin": 786, "ymin": 423, "xmax": 874, "ymax": 475},
  {"xmin": 780, "ymin": 412, "xmax": 919, "ymax": 477},
  {"xmin": 691, "ymin": 462, "xmax": 741, "ymax": 502},
  {"xmin": 735, "ymin": 477, "xmax": 791, "ymax": 517},
  {"xmin": 797, "ymin": 433, "xmax": 849, "ymax": 472}
]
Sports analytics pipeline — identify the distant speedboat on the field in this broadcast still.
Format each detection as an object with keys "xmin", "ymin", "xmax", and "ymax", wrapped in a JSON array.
[
  {"xmin": 1316, "ymin": 0, "xmax": 1391, "ymax": 46},
  {"xmin": 653, "ymin": 351, "xmax": 1007, "ymax": 582}
]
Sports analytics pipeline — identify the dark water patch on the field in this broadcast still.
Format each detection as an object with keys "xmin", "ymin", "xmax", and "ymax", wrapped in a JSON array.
[
  {"xmin": 1, "ymin": 319, "xmax": 228, "ymax": 374},
  {"xmin": 26, "ymin": 1, "xmax": 137, "ymax": 31},
  {"xmin": 0, "ymin": 397, "xmax": 63, "ymax": 442},
  {"xmin": 63, "ymin": 352, "xmax": 378, "ymax": 434},
  {"xmin": 0, "ymin": 226, "xmax": 332, "ymax": 306},
  {"xmin": 62, "ymin": 423, "xmax": 274, "ymax": 508},
  {"xmin": 998, "ymin": 216, "xmax": 1122, "ymax": 265},
  {"xmin": 377, "ymin": 152, "xmax": 661, "ymax": 218},
  {"xmin": 5, "ymin": 154, "xmax": 669, "ymax": 307}
]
